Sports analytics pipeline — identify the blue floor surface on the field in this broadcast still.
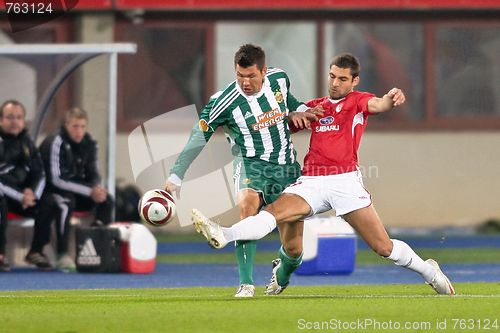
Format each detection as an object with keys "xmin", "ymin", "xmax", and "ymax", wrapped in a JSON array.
[{"xmin": 1, "ymin": 263, "xmax": 499, "ymax": 291}]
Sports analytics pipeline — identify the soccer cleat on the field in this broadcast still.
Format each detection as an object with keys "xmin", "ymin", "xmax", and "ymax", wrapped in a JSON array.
[
  {"xmin": 57, "ymin": 254, "xmax": 76, "ymax": 272},
  {"xmin": 234, "ymin": 284, "xmax": 255, "ymax": 298},
  {"xmin": 25, "ymin": 252, "xmax": 53, "ymax": 271},
  {"xmin": 265, "ymin": 259, "xmax": 288, "ymax": 295},
  {"xmin": 426, "ymin": 259, "xmax": 455, "ymax": 295},
  {"xmin": 192, "ymin": 208, "xmax": 228, "ymax": 249}
]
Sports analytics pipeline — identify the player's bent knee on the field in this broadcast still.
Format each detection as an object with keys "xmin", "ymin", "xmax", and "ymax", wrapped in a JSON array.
[
  {"xmin": 263, "ymin": 202, "xmax": 285, "ymax": 220},
  {"xmin": 283, "ymin": 237, "xmax": 304, "ymax": 257},
  {"xmin": 238, "ymin": 193, "xmax": 262, "ymax": 218},
  {"xmin": 265, "ymin": 196, "xmax": 309, "ymax": 223},
  {"xmin": 239, "ymin": 205, "xmax": 259, "ymax": 219},
  {"xmin": 283, "ymin": 243, "xmax": 303, "ymax": 258},
  {"xmin": 373, "ymin": 243, "xmax": 392, "ymax": 258}
]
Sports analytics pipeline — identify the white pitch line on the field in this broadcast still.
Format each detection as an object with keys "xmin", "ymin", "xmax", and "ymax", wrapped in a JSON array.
[
  {"xmin": 1, "ymin": 294, "xmax": 500, "ymax": 299},
  {"xmin": 0, "ymin": 294, "xmax": 224, "ymax": 299},
  {"xmin": 278, "ymin": 294, "xmax": 500, "ymax": 299}
]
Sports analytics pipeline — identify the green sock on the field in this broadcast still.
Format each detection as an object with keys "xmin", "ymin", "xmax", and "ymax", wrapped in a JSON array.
[
  {"xmin": 235, "ymin": 240, "xmax": 257, "ymax": 285},
  {"xmin": 277, "ymin": 245, "xmax": 303, "ymax": 286}
]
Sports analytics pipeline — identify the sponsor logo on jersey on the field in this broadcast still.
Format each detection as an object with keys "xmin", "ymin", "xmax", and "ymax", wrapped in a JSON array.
[
  {"xmin": 319, "ymin": 116, "xmax": 334, "ymax": 125},
  {"xmin": 336, "ymin": 103, "xmax": 344, "ymax": 113},
  {"xmin": 251, "ymin": 108, "xmax": 285, "ymax": 131},
  {"xmin": 316, "ymin": 115, "xmax": 339, "ymax": 131},
  {"xmin": 274, "ymin": 90, "xmax": 284, "ymax": 103},
  {"xmin": 244, "ymin": 111, "xmax": 253, "ymax": 119},
  {"xmin": 315, "ymin": 124, "xmax": 340, "ymax": 132},
  {"xmin": 198, "ymin": 119, "xmax": 210, "ymax": 132},
  {"xmin": 77, "ymin": 238, "xmax": 101, "ymax": 266}
]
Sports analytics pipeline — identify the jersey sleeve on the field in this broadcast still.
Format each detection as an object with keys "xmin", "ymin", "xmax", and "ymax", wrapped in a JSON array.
[
  {"xmin": 85, "ymin": 138, "xmax": 102, "ymax": 187},
  {"xmin": 26, "ymin": 142, "xmax": 46, "ymax": 200},
  {"xmin": 0, "ymin": 138, "xmax": 46, "ymax": 202},
  {"xmin": 358, "ymin": 92, "xmax": 376, "ymax": 116},
  {"xmin": 169, "ymin": 92, "xmax": 226, "ymax": 180}
]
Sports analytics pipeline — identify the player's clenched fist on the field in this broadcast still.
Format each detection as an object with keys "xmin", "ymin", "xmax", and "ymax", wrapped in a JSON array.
[{"xmin": 386, "ymin": 88, "xmax": 405, "ymax": 107}]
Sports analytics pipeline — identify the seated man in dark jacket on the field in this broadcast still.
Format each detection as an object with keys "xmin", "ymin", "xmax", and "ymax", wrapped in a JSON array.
[
  {"xmin": 39, "ymin": 107, "xmax": 113, "ymax": 271},
  {"xmin": 0, "ymin": 100, "xmax": 56, "ymax": 271}
]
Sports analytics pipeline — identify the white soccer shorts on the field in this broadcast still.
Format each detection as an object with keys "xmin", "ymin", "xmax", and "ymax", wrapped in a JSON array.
[{"xmin": 283, "ymin": 170, "xmax": 372, "ymax": 216}]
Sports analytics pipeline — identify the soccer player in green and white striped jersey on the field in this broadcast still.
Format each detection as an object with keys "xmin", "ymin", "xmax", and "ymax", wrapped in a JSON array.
[{"xmin": 165, "ymin": 44, "xmax": 317, "ymax": 297}]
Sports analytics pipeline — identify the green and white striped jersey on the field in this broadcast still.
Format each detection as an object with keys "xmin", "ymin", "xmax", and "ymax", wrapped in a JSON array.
[{"xmin": 171, "ymin": 67, "xmax": 307, "ymax": 179}]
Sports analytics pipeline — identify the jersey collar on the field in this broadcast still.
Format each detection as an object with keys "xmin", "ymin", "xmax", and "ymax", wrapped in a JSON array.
[
  {"xmin": 236, "ymin": 77, "xmax": 271, "ymax": 101},
  {"xmin": 328, "ymin": 96, "xmax": 346, "ymax": 104}
]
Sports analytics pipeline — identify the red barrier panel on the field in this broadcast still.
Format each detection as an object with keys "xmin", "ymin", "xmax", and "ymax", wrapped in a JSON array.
[
  {"xmin": 1, "ymin": 0, "xmax": 498, "ymax": 11},
  {"xmin": 0, "ymin": 0, "xmax": 112, "ymax": 11},
  {"xmin": 114, "ymin": 0, "xmax": 500, "ymax": 10}
]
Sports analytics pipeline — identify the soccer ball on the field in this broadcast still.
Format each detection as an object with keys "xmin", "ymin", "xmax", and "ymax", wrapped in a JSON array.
[{"xmin": 138, "ymin": 189, "xmax": 176, "ymax": 226}]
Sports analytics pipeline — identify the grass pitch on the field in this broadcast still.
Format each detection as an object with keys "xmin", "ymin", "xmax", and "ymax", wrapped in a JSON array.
[{"xmin": 2, "ymin": 283, "xmax": 499, "ymax": 333}]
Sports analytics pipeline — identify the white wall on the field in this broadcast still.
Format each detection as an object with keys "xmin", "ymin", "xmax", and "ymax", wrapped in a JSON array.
[{"xmin": 357, "ymin": 132, "xmax": 500, "ymax": 227}]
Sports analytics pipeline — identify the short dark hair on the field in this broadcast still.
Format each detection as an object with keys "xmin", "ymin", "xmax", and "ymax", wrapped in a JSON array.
[
  {"xmin": 234, "ymin": 44, "xmax": 266, "ymax": 71},
  {"xmin": 0, "ymin": 99, "xmax": 26, "ymax": 118},
  {"xmin": 330, "ymin": 53, "xmax": 361, "ymax": 78}
]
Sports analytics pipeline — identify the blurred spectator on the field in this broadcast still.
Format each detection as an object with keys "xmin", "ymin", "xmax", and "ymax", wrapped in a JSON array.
[
  {"xmin": 39, "ymin": 107, "xmax": 114, "ymax": 271},
  {"xmin": 0, "ymin": 99, "xmax": 56, "ymax": 272}
]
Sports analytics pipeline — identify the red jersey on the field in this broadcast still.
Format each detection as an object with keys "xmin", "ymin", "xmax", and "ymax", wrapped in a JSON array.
[{"xmin": 302, "ymin": 91, "xmax": 375, "ymax": 176}]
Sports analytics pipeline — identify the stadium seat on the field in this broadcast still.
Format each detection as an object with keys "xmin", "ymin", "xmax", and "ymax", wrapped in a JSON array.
[
  {"xmin": 5, "ymin": 212, "xmax": 36, "ymax": 267},
  {"xmin": 5, "ymin": 211, "xmax": 94, "ymax": 268},
  {"xmin": 6, "ymin": 212, "xmax": 34, "ymax": 227},
  {"xmin": 71, "ymin": 211, "xmax": 92, "ymax": 219}
]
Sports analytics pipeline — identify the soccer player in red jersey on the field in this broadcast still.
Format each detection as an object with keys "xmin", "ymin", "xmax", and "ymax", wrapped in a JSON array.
[{"xmin": 193, "ymin": 53, "xmax": 455, "ymax": 296}]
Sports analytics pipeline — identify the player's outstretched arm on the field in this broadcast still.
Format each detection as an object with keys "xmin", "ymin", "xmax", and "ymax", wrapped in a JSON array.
[
  {"xmin": 289, "ymin": 110, "xmax": 318, "ymax": 131},
  {"xmin": 367, "ymin": 87, "xmax": 406, "ymax": 114}
]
